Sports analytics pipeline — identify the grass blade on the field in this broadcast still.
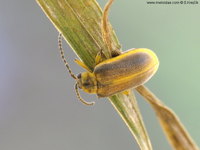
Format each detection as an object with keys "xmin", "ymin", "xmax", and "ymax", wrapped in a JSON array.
[
  {"xmin": 136, "ymin": 85, "xmax": 199, "ymax": 150},
  {"xmin": 36, "ymin": 0, "xmax": 152, "ymax": 150},
  {"xmin": 109, "ymin": 91, "xmax": 152, "ymax": 150}
]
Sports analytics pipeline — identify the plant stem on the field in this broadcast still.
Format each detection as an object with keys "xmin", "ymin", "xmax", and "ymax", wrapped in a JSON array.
[{"xmin": 136, "ymin": 85, "xmax": 199, "ymax": 150}]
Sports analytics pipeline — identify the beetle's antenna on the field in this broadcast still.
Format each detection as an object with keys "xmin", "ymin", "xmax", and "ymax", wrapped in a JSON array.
[
  {"xmin": 58, "ymin": 34, "xmax": 94, "ymax": 106},
  {"xmin": 58, "ymin": 33, "xmax": 77, "ymax": 80},
  {"xmin": 102, "ymin": 0, "xmax": 114, "ymax": 54},
  {"xmin": 75, "ymin": 83, "xmax": 95, "ymax": 106}
]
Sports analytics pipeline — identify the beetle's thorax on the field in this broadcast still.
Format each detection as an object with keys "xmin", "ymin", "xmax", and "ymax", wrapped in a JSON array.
[{"xmin": 77, "ymin": 72, "xmax": 97, "ymax": 94}]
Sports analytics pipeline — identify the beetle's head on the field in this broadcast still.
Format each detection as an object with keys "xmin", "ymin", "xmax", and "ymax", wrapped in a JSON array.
[{"xmin": 77, "ymin": 72, "xmax": 97, "ymax": 94}]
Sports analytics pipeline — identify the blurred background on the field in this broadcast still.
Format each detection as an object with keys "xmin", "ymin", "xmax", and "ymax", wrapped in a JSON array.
[{"xmin": 0, "ymin": 0, "xmax": 200, "ymax": 150}]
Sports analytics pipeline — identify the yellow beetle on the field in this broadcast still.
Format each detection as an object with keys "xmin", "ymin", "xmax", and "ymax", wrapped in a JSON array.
[
  {"xmin": 57, "ymin": 0, "xmax": 159, "ymax": 105},
  {"xmin": 58, "ymin": 33, "xmax": 159, "ymax": 105},
  {"xmin": 77, "ymin": 49, "xmax": 159, "ymax": 98}
]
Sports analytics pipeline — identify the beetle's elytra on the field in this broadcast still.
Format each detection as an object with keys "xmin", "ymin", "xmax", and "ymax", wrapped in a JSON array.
[{"xmin": 77, "ymin": 48, "xmax": 159, "ymax": 97}]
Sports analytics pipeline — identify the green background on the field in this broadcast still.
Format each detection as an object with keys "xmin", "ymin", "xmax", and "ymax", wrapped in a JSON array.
[{"xmin": 0, "ymin": 0, "xmax": 199, "ymax": 150}]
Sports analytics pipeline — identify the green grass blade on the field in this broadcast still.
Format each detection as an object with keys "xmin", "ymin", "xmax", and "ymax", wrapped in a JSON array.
[
  {"xmin": 36, "ymin": 0, "xmax": 120, "ymax": 70},
  {"xmin": 109, "ymin": 92, "xmax": 152, "ymax": 150},
  {"xmin": 36, "ymin": 0, "xmax": 152, "ymax": 149}
]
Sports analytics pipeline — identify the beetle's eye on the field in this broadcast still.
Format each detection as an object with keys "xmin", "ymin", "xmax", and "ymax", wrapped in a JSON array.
[
  {"xmin": 83, "ymin": 82, "xmax": 90, "ymax": 86},
  {"xmin": 77, "ymin": 73, "xmax": 81, "ymax": 79}
]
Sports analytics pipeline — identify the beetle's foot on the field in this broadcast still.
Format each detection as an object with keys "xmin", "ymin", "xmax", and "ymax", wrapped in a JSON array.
[{"xmin": 95, "ymin": 49, "xmax": 107, "ymax": 65}]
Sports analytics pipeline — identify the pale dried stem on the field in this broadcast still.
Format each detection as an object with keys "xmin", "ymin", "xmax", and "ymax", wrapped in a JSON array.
[{"xmin": 136, "ymin": 85, "xmax": 199, "ymax": 150}]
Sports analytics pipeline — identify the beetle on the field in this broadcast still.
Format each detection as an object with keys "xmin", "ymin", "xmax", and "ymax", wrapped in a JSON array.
[
  {"xmin": 57, "ymin": 0, "xmax": 159, "ymax": 105},
  {"xmin": 58, "ymin": 33, "xmax": 159, "ymax": 105},
  {"xmin": 77, "ymin": 48, "xmax": 159, "ymax": 98}
]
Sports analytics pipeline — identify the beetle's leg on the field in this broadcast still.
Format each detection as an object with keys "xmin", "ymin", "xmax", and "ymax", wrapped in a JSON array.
[
  {"xmin": 74, "ymin": 59, "xmax": 92, "ymax": 72},
  {"xmin": 102, "ymin": 0, "xmax": 121, "ymax": 57},
  {"xmin": 111, "ymin": 49, "xmax": 121, "ymax": 57},
  {"xmin": 95, "ymin": 48, "xmax": 121, "ymax": 65},
  {"xmin": 95, "ymin": 49, "xmax": 107, "ymax": 65},
  {"xmin": 75, "ymin": 83, "xmax": 95, "ymax": 106},
  {"xmin": 102, "ymin": 0, "xmax": 114, "ymax": 57},
  {"xmin": 122, "ymin": 90, "xmax": 131, "ymax": 96},
  {"xmin": 58, "ymin": 33, "xmax": 77, "ymax": 79}
]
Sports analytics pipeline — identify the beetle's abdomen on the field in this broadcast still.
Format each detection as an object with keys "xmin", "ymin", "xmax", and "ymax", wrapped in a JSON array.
[{"xmin": 94, "ymin": 48, "xmax": 159, "ymax": 97}]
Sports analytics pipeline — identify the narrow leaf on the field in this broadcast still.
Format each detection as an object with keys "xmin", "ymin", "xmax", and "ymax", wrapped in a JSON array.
[
  {"xmin": 109, "ymin": 91, "xmax": 152, "ymax": 150},
  {"xmin": 136, "ymin": 85, "xmax": 199, "ymax": 150},
  {"xmin": 36, "ymin": 0, "xmax": 152, "ymax": 149}
]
